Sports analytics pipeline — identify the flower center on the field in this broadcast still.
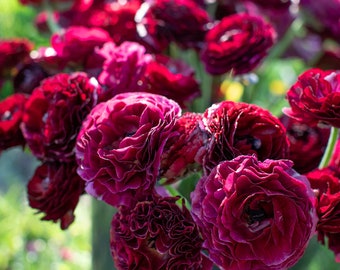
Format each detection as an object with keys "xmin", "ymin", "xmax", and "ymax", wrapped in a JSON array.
[{"xmin": 243, "ymin": 195, "xmax": 273, "ymax": 232}]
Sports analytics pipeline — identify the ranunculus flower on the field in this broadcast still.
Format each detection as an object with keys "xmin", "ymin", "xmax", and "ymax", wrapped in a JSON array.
[
  {"xmin": 140, "ymin": 0, "xmax": 210, "ymax": 49},
  {"xmin": 21, "ymin": 72, "xmax": 99, "ymax": 162},
  {"xmin": 51, "ymin": 26, "xmax": 111, "ymax": 66},
  {"xmin": 160, "ymin": 112, "xmax": 208, "ymax": 182},
  {"xmin": 0, "ymin": 38, "xmax": 33, "ymax": 77},
  {"xmin": 13, "ymin": 62, "xmax": 49, "ymax": 94},
  {"xmin": 0, "ymin": 93, "xmax": 28, "ymax": 151},
  {"xmin": 110, "ymin": 196, "xmax": 211, "ymax": 270},
  {"xmin": 243, "ymin": 0, "xmax": 291, "ymax": 10},
  {"xmin": 200, "ymin": 13, "xmax": 276, "ymax": 75},
  {"xmin": 75, "ymin": 92, "xmax": 181, "ymax": 207},
  {"xmin": 284, "ymin": 68, "xmax": 340, "ymax": 128},
  {"xmin": 306, "ymin": 167, "xmax": 340, "ymax": 262},
  {"xmin": 144, "ymin": 54, "xmax": 201, "ymax": 108},
  {"xmin": 191, "ymin": 155, "xmax": 317, "ymax": 269},
  {"xmin": 97, "ymin": 41, "xmax": 153, "ymax": 102},
  {"xmin": 27, "ymin": 161, "xmax": 85, "ymax": 230},
  {"xmin": 280, "ymin": 114, "xmax": 330, "ymax": 174},
  {"xmin": 201, "ymin": 101, "xmax": 289, "ymax": 173}
]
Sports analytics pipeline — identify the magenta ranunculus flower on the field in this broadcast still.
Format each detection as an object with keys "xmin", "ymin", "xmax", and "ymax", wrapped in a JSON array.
[
  {"xmin": 284, "ymin": 68, "xmax": 340, "ymax": 128},
  {"xmin": 201, "ymin": 101, "xmax": 289, "ymax": 173},
  {"xmin": 280, "ymin": 114, "xmax": 330, "ymax": 174},
  {"xmin": 110, "ymin": 196, "xmax": 212, "ymax": 270},
  {"xmin": 144, "ymin": 54, "xmax": 201, "ymax": 108},
  {"xmin": 0, "ymin": 93, "xmax": 28, "ymax": 151},
  {"xmin": 51, "ymin": 26, "xmax": 112, "ymax": 66},
  {"xmin": 200, "ymin": 13, "xmax": 276, "ymax": 75},
  {"xmin": 306, "ymin": 167, "xmax": 340, "ymax": 262},
  {"xmin": 191, "ymin": 155, "xmax": 317, "ymax": 270},
  {"xmin": 160, "ymin": 112, "xmax": 208, "ymax": 182},
  {"xmin": 75, "ymin": 92, "xmax": 181, "ymax": 207},
  {"xmin": 27, "ymin": 161, "xmax": 85, "ymax": 230},
  {"xmin": 141, "ymin": 0, "xmax": 210, "ymax": 50},
  {"xmin": 0, "ymin": 38, "xmax": 33, "ymax": 77},
  {"xmin": 21, "ymin": 72, "xmax": 99, "ymax": 162},
  {"xmin": 97, "ymin": 41, "xmax": 153, "ymax": 101}
]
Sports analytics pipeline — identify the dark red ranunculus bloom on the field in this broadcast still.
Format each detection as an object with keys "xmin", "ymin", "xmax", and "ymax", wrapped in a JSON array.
[
  {"xmin": 284, "ymin": 68, "xmax": 340, "ymax": 128},
  {"xmin": 0, "ymin": 93, "xmax": 28, "ymax": 151},
  {"xmin": 27, "ymin": 161, "xmax": 85, "ymax": 230},
  {"xmin": 51, "ymin": 26, "xmax": 111, "ymax": 66},
  {"xmin": 280, "ymin": 114, "xmax": 330, "ymax": 174},
  {"xmin": 201, "ymin": 101, "xmax": 289, "ymax": 173},
  {"xmin": 30, "ymin": 47, "xmax": 68, "ymax": 74},
  {"xmin": 191, "ymin": 155, "xmax": 317, "ymax": 269},
  {"xmin": 160, "ymin": 112, "xmax": 208, "ymax": 183},
  {"xmin": 243, "ymin": 0, "xmax": 291, "ymax": 10},
  {"xmin": 21, "ymin": 72, "xmax": 99, "ymax": 162},
  {"xmin": 75, "ymin": 92, "xmax": 181, "ymax": 208},
  {"xmin": 0, "ymin": 38, "xmax": 33, "ymax": 77},
  {"xmin": 13, "ymin": 62, "xmax": 49, "ymax": 94},
  {"xmin": 110, "ymin": 196, "xmax": 211, "ymax": 270},
  {"xmin": 200, "ymin": 13, "xmax": 276, "ymax": 75},
  {"xmin": 97, "ymin": 41, "xmax": 152, "ymax": 102},
  {"xmin": 306, "ymin": 167, "xmax": 340, "ymax": 262},
  {"xmin": 144, "ymin": 55, "xmax": 201, "ymax": 108},
  {"xmin": 137, "ymin": 0, "xmax": 210, "ymax": 50}
]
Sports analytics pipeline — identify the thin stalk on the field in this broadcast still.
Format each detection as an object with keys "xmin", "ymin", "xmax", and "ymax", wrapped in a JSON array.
[{"xmin": 318, "ymin": 127, "xmax": 339, "ymax": 169}]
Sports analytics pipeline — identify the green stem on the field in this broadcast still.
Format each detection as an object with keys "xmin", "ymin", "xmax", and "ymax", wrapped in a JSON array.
[
  {"xmin": 43, "ymin": 0, "xmax": 61, "ymax": 33},
  {"xmin": 318, "ymin": 127, "xmax": 339, "ymax": 169},
  {"xmin": 265, "ymin": 18, "xmax": 304, "ymax": 62},
  {"xmin": 165, "ymin": 184, "xmax": 192, "ymax": 210}
]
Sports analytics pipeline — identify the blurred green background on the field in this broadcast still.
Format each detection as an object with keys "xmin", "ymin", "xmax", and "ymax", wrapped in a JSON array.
[{"xmin": 0, "ymin": 0, "xmax": 339, "ymax": 269}]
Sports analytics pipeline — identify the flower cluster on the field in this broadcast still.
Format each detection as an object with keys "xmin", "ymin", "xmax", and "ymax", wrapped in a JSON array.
[{"xmin": 1, "ymin": 0, "xmax": 340, "ymax": 269}]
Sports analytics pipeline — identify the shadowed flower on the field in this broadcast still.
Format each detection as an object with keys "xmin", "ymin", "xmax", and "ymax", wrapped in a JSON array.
[
  {"xmin": 27, "ymin": 161, "xmax": 85, "ymax": 230},
  {"xmin": 200, "ymin": 13, "xmax": 276, "ymax": 75},
  {"xmin": 110, "ymin": 196, "xmax": 211, "ymax": 270},
  {"xmin": 144, "ymin": 54, "xmax": 201, "ymax": 108},
  {"xmin": 0, "ymin": 93, "xmax": 28, "ymax": 151},
  {"xmin": 191, "ymin": 155, "xmax": 317, "ymax": 270},
  {"xmin": 21, "ymin": 72, "xmax": 99, "ymax": 162},
  {"xmin": 306, "ymin": 167, "xmax": 340, "ymax": 262},
  {"xmin": 201, "ymin": 101, "xmax": 288, "ymax": 173},
  {"xmin": 280, "ymin": 114, "xmax": 330, "ymax": 174},
  {"xmin": 75, "ymin": 92, "xmax": 181, "ymax": 207},
  {"xmin": 160, "ymin": 112, "xmax": 208, "ymax": 182},
  {"xmin": 284, "ymin": 68, "xmax": 340, "ymax": 128}
]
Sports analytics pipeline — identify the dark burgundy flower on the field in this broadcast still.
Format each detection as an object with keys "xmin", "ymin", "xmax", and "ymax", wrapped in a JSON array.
[
  {"xmin": 299, "ymin": 0, "xmax": 340, "ymax": 42},
  {"xmin": 144, "ymin": 55, "xmax": 201, "ymax": 108},
  {"xmin": 284, "ymin": 68, "xmax": 340, "ymax": 128},
  {"xmin": 51, "ymin": 26, "xmax": 111, "ymax": 66},
  {"xmin": 201, "ymin": 101, "xmax": 289, "ymax": 173},
  {"xmin": 13, "ymin": 62, "xmax": 49, "ymax": 94},
  {"xmin": 75, "ymin": 92, "xmax": 181, "ymax": 207},
  {"xmin": 97, "ymin": 41, "xmax": 152, "ymax": 101},
  {"xmin": 27, "ymin": 161, "xmax": 85, "ymax": 230},
  {"xmin": 191, "ymin": 155, "xmax": 317, "ymax": 269},
  {"xmin": 200, "ymin": 13, "xmax": 276, "ymax": 75},
  {"xmin": 21, "ymin": 72, "xmax": 99, "ymax": 162},
  {"xmin": 0, "ymin": 38, "xmax": 33, "ymax": 77},
  {"xmin": 306, "ymin": 167, "xmax": 340, "ymax": 262},
  {"xmin": 160, "ymin": 112, "xmax": 208, "ymax": 182},
  {"xmin": 140, "ymin": 0, "xmax": 210, "ymax": 50},
  {"xmin": 0, "ymin": 93, "xmax": 28, "ymax": 151},
  {"xmin": 110, "ymin": 196, "xmax": 211, "ymax": 270},
  {"xmin": 280, "ymin": 114, "xmax": 330, "ymax": 174},
  {"xmin": 243, "ymin": 0, "xmax": 291, "ymax": 10}
]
